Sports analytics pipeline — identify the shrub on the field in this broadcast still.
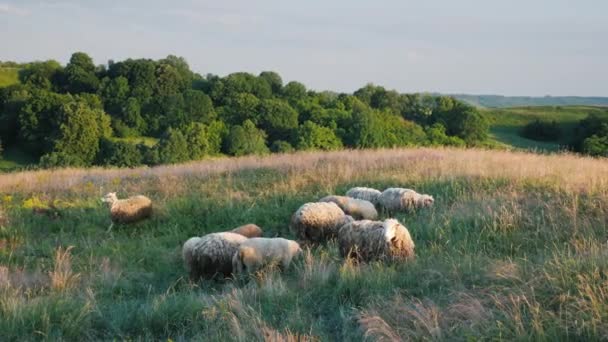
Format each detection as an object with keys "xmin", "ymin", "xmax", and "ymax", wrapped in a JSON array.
[
  {"xmin": 156, "ymin": 128, "xmax": 190, "ymax": 164},
  {"xmin": 224, "ymin": 120, "xmax": 269, "ymax": 156},
  {"xmin": 296, "ymin": 121, "xmax": 343, "ymax": 151},
  {"xmin": 582, "ymin": 134, "xmax": 608, "ymax": 157},
  {"xmin": 96, "ymin": 138, "xmax": 144, "ymax": 167},
  {"xmin": 270, "ymin": 140, "xmax": 295, "ymax": 153},
  {"xmin": 425, "ymin": 123, "xmax": 465, "ymax": 147}
]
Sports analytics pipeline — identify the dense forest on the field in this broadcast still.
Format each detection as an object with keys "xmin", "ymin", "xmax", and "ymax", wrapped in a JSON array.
[
  {"xmin": 1, "ymin": 52, "xmax": 606, "ymax": 168},
  {"xmin": 0, "ymin": 53, "xmax": 489, "ymax": 168}
]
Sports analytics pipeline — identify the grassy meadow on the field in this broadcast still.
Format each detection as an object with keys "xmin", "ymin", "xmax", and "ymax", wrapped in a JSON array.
[
  {"xmin": 484, "ymin": 105, "xmax": 608, "ymax": 151},
  {"xmin": 1, "ymin": 148, "xmax": 608, "ymax": 340}
]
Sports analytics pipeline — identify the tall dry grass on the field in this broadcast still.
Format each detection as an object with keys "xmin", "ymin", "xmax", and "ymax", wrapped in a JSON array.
[{"xmin": 1, "ymin": 148, "xmax": 607, "ymax": 195}]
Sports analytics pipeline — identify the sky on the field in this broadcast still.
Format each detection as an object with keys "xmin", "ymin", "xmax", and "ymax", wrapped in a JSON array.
[{"xmin": 0, "ymin": 0, "xmax": 606, "ymax": 96}]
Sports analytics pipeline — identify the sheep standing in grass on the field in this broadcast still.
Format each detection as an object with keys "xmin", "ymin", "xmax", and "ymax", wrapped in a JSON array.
[
  {"xmin": 232, "ymin": 237, "xmax": 302, "ymax": 274},
  {"xmin": 338, "ymin": 219, "xmax": 415, "ymax": 262},
  {"xmin": 231, "ymin": 223, "xmax": 263, "ymax": 238},
  {"xmin": 319, "ymin": 195, "xmax": 378, "ymax": 220},
  {"xmin": 102, "ymin": 192, "xmax": 153, "ymax": 231},
  {"xmin": 182, "ymin": 232, "xmax": 248, "ymax": 280},
  {"xmin": 377, "ymin": 188, "xmax": 434, "ymax": 212},
  {"xmin": 345, "ymin": 187, "xmax": 382, "ymax": 205},
  {"xmin": 290, "ymin": 202, "xmax": 354, "ymax": 244}
]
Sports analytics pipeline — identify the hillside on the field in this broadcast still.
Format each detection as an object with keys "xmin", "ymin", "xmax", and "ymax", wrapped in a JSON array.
[
  {"xmin": 484, "ymin": 105, "xmax": 608, "ymax": 151},
  {"xmin": 1, "ymin": 148, "xmax": 608, "ymax": 340},
  {"xmin": 453, "ymin": 94, "xmax": 608, "ymax": 108},
  {"xmin": 0, "ymin": 67, "xmax": 19, "ymax": 88}
]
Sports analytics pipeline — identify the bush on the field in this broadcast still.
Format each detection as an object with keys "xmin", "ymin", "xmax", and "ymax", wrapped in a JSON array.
[
  {"xmin": 39, "ymin": 152, "xmax": 85, "ymax": 168},
  {"xmin": 156, "ymin": 128, "xmax": 190, "ymax": 164},
  {"xmin": 582, "ymin": 134, "xmax": 608, "ymax": 157},
  {"xmin": 571, "ymin": 115, "xmax": 608, "ymax": 152},
  {"xmin": 425, "ymin": 123, "xmax": 465, "ymax": 147},
  {"xmin": 224, "ymin": 120, "xmax": 269, "ymax": 156},
  {"xmin": 520, "ymin": 119, "xmax": 561, "ymax": 141},
  {"xmin": 296, "ymin": 121, "xmax": 343, "ymax": 151},
  {"xmin": 183, "ymin": 121, "xmax": 225, "ymax": 160},
  {"xmin": 96, "ymin": 138, "xmax": 144, "ymax": 167},
  {"xmin": 270, "ymin": 140, "xmax": 295, "ymax": 153}
]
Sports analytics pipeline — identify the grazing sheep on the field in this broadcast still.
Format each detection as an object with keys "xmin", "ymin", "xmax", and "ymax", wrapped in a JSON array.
[
  {"xmin": 319, "ymin": 195, "xmax": 378, "ymax": 220},
  {"xmin": 345, "ymin": 187, "xmax": 382, "ymax": 204},
  {"xmin": 290, "ymin": 202, "xmax": 354, "ymax": 244},
  {"xmin": 101, "ymin": 192, "xmax": 153, "ymax": 231},
  {"xmin": 230, "ymin": 223, "xmax": 263, "ymax": 238},
  {"xmin": 182, "ymin": 232, "xmax": 248, "ymax": 280},
  {"xmin": 232, "ymin": 237, "xmax": 302, "ymax": 274},
  {"xmin": 377, "ymin": 188, "xmax": 434, "ymax": 212},
  {"xmin": 338, "ymin": 219, "xmax": 415, "ymax": 262}
]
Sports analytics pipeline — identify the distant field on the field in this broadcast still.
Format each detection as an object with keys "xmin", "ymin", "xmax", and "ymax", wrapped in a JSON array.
[
  {"xmin": 1, "ymin": 148, "xmax": 608, "ymax": 340},
  {"xmin": 453, "ymin": 94, "xmax": 608, "ymax": 108},
  {"xmin": 484, "ymin": 105, "xmax": 608, "ymax": 151},
  {"xmin": 0, "ymin": 67, "xmax": 20, "ymax": 88},
  {"xmin": 110, "ymin": 136, "xmax": 159, "ymax": 147}
]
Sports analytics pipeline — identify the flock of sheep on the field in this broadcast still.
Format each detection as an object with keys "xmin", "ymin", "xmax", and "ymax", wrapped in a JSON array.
[{"xmin": 101, "ymin": 187, "xmax": 434, "ymax": 280}]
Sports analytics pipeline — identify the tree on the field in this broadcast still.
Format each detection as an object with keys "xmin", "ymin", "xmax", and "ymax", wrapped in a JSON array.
[
  {"xmin": 259, "ymin": 71, "xmax": 283, "ymax": 95},
  {"xmin": 270, "ymin": 140, "xmax": 295, "ymax": 153},
  {"xmin": 582, "ymin": 134, "xmax": 608, "ymax": 157},
  {"xmin": 96, "ymin": 138, "xmax": 143, "ymax": 167},
  {"xmin": 282, "ymin": 81, "xmax": 307, "ymax": 104},
  {"xmin": 258, "ymin": 99, "xmax": 299, "ymax": 143},
  {"xmin": 156, "ymin": 128, "xmax": 189, "ymax": 164},
  {"xmin": 182, "ymin": 89, "xmax": 216, "ymax": 124},
  {"xmin": 59, "ymin": 52, "xmax": 100, "ymax": 94},
  {"xmin": 183, "ymin": 121, "xmax": 225, "ymax": 160},
  {"xmin": 296, "ymin": 121, "xmax": 343, "ymax": 151},
  {"xmin": 19, "ymin": 60, "xmax": 63, "ymax": 90},
  {"xmin": 222, "ymin": 93, "xmax": 261, "ymax": 125},
  {"xmin": 44, "ymin": 98, "xmax": 112, "ymax": 166},
  {"xmin": 224, "ymin": 120, "xmax": 269, "ymax": 156}
]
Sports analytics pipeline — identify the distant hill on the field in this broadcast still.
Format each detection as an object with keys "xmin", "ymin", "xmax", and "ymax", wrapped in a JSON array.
[{"xmin": 451, "ymin": 94, "xmax": 608, "ymax": 108}]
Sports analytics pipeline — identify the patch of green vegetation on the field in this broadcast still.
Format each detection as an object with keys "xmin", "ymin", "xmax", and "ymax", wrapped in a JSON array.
[
  {"xmin": 484, "ymin": 106, "xmax": 608, "ymax": 151},
  {"xmin": 109, "ymin": 136, "xmax": 159, "ymax": 147},
  {"xmin": 1, "ymin": 153, "xmax": 607, "ymax": 340},
  {"xmin": 0, "ymin": 67, "xmax": 20, "ymax": 88},
  {"xmin": 0, "ymin": 146, "xmax": 38, "ymax": 172}
]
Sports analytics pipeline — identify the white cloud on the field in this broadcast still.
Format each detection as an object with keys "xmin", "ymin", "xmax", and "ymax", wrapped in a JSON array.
[{"xmin": 0, "ymin": 3, "xmax": 30, "ymax": 16}]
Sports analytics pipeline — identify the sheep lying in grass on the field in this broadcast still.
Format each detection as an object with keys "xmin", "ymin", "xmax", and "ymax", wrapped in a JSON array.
[
  {"xmin": 290, "ymin": 202, "xmax": 354, "ymax": 244},
  {"xmin": 232, "ymin": 237, "xmax": 302, "ymax": 274},
  {"xmin": 102, "ymin": 192, "xmax": 153, "ymax": 231},
  {"xmin": 345, "ymin": 187, "xmax": 382, "ymax": 204},
  {"xmin": 182, "ymin": 232, "xmax": 248, "ymax": 280},
  {"xmin": 231, "ymin": 223, "xmax": 263, "ymax": 238},
  {"xmin": 377, "ymin": 188, "xmax": 434, "ymax": 212},
  {"xmin": 319, "ymin": 195, "xmax": 378, "ymax": 220},
  {"xmin": 338, "ymin": 219, "xmax": 415, "ymax": 262}
]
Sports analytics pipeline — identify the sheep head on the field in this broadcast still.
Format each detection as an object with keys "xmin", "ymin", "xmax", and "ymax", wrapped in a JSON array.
[{"xmin": 101, "ymin": 192, "xmax": 118, "ymax": 205}]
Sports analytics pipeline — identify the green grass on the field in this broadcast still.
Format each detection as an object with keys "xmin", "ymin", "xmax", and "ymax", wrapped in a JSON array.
[
  {"xmin": 485, "ymin": 105, "xmax": 608, "ymax": 151},
  {"xmin": 0, "ymin": 67, "xmax": 20, "ymax": 88},
  {"xmin": 110, "ymin": 136, "xmax": 159, "ymax": 147},
  {"xmin": 1, "ymin": 148, "xmax": 608, "ymax": 340}
]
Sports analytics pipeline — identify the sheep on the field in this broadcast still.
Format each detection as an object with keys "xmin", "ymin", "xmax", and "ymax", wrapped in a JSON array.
[
  {"xmin": 182, "ymin": 232, "xmax": 248, "ymax": 280},
  {"xmin": 290, "ymin": 202, "xmax": 354, "ymax": 245},
  {"xmin": 377, "ymin": 188, "xmax": 434, "ymax": 212},
  {"xmin": 101, "ymin": 192, "xmax": 153, "ymax": 231},
  {"xmin": 232, "ymin": 237, "xmax": 302, "ymax": 274},
  {"xmin": 230, "ymin": 223, "xmax": 263, "ymax": 238},
  {"xmin": 338, "ymin": 219, "xmax": 415, "ymax": 262},
  {"xmin": 345, "ymin": 187, "xmax": 382, "ymax": 204},
  {"xmin": 319, "ymin": 195, "xmax": 378, "ymax": 220}
]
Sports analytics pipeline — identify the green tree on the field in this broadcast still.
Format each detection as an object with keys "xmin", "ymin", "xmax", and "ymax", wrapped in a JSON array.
[
  {"xmin": 225, "ymin": 120, "xmax": 269, "ymax": 156},
  {"xmin": 259, "ymin": 71, "xmax": 283, "ymax": 94},
  {"xmin": 282, "ymin": 81, "xmax": 307, "ymax": 104},
  {"xmin": 296, "ymin": 121, "xmax": 343, "ymax": 151},
  {"xmin": 222, "ymin": 93, "xmax": 261, "ymax": 125},
  {"xmin": 157, "ymin": 128, "xmax": 190, "ymax": 164},
  {"xmin": 258, "ymin": 99, "xmax": 299, "ymax": 142},
  {"xmin": 19, "ymin": 60, "xmax": 63, "ymax": 90},
  {"xmin": 44, "ymin": 98, "xmax": 112, "ymax": 166},
  {"xmin": 182, "ymin": 89, "xmax": 216, "ymax": 124},
  {"xmin": 183, "ymin": 121, "xmax": 225, "ymax": 159},
  {"xmin": 96, "ymin": 138, "xmax": 143, "ymax": 167},
  {"xmin": 60, "ymin": 52, "xmax": 100, "ymax": 94},
  {"xmin": 270, "ymin": 140, "xmax": 295, "ymax": 153},
  {"xmin": 582, "ymin": 134, "xmax": 608, "ymax": 157}
]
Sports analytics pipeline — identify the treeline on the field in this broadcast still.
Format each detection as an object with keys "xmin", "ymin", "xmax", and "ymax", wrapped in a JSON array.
[{"xmin": 0, "ymin": 52, "xmax": 489, "ymax": 168}]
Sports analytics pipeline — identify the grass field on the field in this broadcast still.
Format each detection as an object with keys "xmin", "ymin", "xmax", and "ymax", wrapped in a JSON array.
[
  {"xmin": 0, "ymin": 67, "xmax": 20, "ymax": 88},
  {"xmin": 484, "ymin": 106, "xmax": 608, "ymax": 151},
  {"xmin": 1, "ymin": 148, "xmax": 608, "ymax": 340}
]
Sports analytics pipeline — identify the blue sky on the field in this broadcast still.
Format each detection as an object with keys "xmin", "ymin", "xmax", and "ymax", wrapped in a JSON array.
[{"xmin": 1, "ymin": 0, "xmax": 606, "ymax": 96}]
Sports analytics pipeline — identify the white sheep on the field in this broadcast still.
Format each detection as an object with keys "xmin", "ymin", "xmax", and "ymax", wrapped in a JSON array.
[
  {"xmin": 232, "ymin": 237, "xmax": 302, "ymax": 274},
  {"xmin": 345, "ymin": 187, "xmax": 382, "ymax": 204},
  {"xmin": 290, "ymin": 202, "xmax": 354, "ymax": 244},
  {"xmin": 230, "ymin": 223, "xmax": 263, "ymax": 238},
  {"xmin": 101, "ymin": 192, "xmax": 153, "ymax": 231},
  {"xmin": 377, "ymin": 188, "xmax": 434, "ymax": 212},
  {"xmin": 319, "ymin": 195, "xmax": 378, "ymax": 220},
  {"xmin": 338, "ymin": 218, "xmax": 415, "ymax": 262},
  {"xmin": 182, "ymin": 232, "xmax": 248, "ymax": 280}
]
